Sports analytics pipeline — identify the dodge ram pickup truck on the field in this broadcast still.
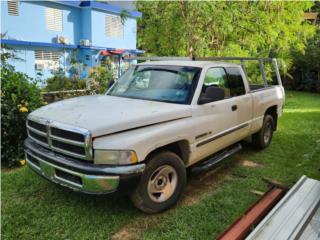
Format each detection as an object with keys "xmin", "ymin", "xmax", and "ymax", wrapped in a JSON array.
[{"xmin": 24, "ymin": 57, "xmax": 285, "ymax": 213}]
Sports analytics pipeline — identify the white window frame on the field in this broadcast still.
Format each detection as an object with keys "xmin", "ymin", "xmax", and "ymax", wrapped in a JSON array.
[
  {"xmin": 34, "ymin": 50, "xmax": 62, "ymax": 71},
  {"xmin": 45, "ymin": 7, "xmax": 63, "ymax": 32}
]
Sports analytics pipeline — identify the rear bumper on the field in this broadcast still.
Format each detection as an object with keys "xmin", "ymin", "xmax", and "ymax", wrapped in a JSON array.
[{"xmin": 24, "ymin": 138, "xmax": 145, "ymax": 194}]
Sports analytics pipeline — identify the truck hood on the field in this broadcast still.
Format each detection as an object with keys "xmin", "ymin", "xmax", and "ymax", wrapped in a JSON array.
[{"xmin": 30, "ymin": 95, "xmax": 192, "ymax": 137}]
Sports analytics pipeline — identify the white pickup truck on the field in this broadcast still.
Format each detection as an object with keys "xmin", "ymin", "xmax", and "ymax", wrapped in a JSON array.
[{"xmin": 24, "ymin": 57, "xmax": 285, "ymax": 213}]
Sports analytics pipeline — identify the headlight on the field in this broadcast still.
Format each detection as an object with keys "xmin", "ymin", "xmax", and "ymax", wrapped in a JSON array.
[{"xmin": 94, "ymin": 150, "xmax": 138, "ymax": 165}]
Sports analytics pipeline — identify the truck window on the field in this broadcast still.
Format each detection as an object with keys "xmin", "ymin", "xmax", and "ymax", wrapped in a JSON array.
[
  {"xmin": 225, "ymin": 67, "xmax": 246, "ymax": 96},
  {"xmin": 108, "ymin": 65, "xmax": 201, "ymax": 104},
  {"xmin": 203, "ymin": 68, "xmax": 230, "ymax": 98}
]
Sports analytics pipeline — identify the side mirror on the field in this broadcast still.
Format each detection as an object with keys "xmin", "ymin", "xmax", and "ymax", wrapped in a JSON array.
[
  {"xmin": 198, "ymin": 86, "xmax": 225, "ymax": 104},
  {"xmin": 107, "ymin": 80, "xmax": 115, "ymax": 90}
]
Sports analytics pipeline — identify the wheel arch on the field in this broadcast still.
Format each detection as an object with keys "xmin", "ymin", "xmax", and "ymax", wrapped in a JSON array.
[
  {"xmin": 265, "ymin": 105, "xmax": 278, "ymax": 130},
  {"xmin": 143, "ymin": 140, "xmax": 190, "ymax": 166}
]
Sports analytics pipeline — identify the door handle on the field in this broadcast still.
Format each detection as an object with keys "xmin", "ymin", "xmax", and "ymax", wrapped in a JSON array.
[{"xmin": 232, "ymin": 105, "xmax": 238, "ymax": 111}]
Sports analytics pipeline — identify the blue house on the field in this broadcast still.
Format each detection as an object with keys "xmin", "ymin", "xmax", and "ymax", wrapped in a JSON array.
[{"xmin": 1, "ymin": 0, "xmax": 143, "ymax": 81}]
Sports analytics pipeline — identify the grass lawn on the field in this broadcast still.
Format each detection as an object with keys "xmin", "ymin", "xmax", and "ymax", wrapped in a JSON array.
[{"xmin": 2, "ymin": 91, "xmax": 320, "ymax": 240}]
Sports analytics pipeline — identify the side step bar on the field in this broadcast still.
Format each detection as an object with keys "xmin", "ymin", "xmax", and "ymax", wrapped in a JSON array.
[{"xmin": 191, "ymin": 143, "xmax": 242, "ymax": 173}]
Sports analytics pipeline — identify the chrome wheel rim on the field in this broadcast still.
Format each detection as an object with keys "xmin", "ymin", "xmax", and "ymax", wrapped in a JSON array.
[
  {"xmin": 147, "ymin": 165, "xmax": 178, "ymax": 203},
  {"xmin": 264, "ymin": 121, "xmax": 272, "ymax": 144}
]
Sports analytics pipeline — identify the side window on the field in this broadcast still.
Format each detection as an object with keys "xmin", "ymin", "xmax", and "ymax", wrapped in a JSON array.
[
  {"xmin": 105, "ymin": 15, "xmax": 124, "ymax": 38},
  {"xmin": 225, "ymin": 67, "xmax": 246, "ymax": 96},
  {"xmin": 7, "ymin": 0, "xmax": 19, "ymax": 16},
  {"xmin": 45, "ymin": 7, "xmax": 63, "ymax": 32},
  {"xmin": 203, "ymin": 68, "xmax": 230, "ymax": 98}
]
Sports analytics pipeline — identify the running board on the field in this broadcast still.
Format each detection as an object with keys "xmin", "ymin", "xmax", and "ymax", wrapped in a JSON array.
[{"xmin": 191, "ymin": 143, "xmax": 242, "ymax": 173}]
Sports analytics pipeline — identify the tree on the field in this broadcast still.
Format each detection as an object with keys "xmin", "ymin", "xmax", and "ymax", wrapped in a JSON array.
[{"xmin": 136, "ymin": 1, "xmax": 316, "ymax": 74}]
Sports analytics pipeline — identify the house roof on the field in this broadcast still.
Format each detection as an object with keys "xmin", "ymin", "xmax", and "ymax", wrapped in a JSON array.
[{"xmin": 55, "ymin": 1, "xmax": 142, "ymax": 18}]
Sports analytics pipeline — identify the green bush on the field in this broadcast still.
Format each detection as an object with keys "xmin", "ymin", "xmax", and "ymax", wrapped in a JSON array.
[
  {"xmin": 88, "ymin": 66, "xmax": 114, "ymax": 94},
  {"xmin": 1, "ymin": 66, "xmax": 42, "ymax": 167},
  {"xmin": 44, "ymin": 75, "xmax": 86, "ymax": 92}
]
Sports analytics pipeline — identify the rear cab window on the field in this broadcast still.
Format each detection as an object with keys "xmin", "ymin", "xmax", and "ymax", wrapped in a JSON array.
[{"xmin": 225, "ymin": 67, "xmax": 246, "ymax": 97}]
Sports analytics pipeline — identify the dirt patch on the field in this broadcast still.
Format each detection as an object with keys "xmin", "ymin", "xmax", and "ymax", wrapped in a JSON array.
[
  {"xmin": 111, "ymin": 229, "xmax": 139, "ymax": 240},
  {"xmin": 180, "ymin": 166, "xmax": 233, "ymax": 206},
  {"xmin": 239, "ymin": 159, "xmax": 264, "ymax": 168}
]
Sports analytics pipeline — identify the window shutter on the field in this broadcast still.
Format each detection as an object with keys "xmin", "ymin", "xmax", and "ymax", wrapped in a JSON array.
[
  {"xmin": 34, "ymin": 50, "xmax": 62, "ymax": 70},
  {"xmin": 35, "ymin": 50, "xmax": 61, "ymax": 61},
  {"xmin": 105, "ymin": 15, "xmax": 124, "ymax": 38},
  {"xmin": 45, "ymin": 7, "xmax": 63, "ymax": 32},
  {"xmin": 8, "ymin": 0, "xmax": 19, "ymax": 16}
]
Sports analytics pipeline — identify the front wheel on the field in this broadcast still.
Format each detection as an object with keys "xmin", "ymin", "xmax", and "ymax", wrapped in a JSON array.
[
  {"xmin": 131, "ymin": 151, "xmax": 186, "ymax": 213},
  {"xmin": 252, "ymin": 114, "xmax": 274, "ymax": 149}
]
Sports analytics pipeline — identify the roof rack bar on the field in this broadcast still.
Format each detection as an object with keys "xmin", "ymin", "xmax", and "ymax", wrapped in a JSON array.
[
  {"xmin": 194, "ymin": 57, "xmax": 273, "ymax": 61},
  {"xmin": 125, "ymin": 56, "xmax": 275, "ymax": 62},
  {"xmin": 128, "ymin": 56, "xmax": 193, "ymax": 61}
]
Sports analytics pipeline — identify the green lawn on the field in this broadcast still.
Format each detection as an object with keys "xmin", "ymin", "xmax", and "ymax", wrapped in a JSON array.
[{"xmin": 2, "ymin": 91, "xmax": 320, "ymax": 240}]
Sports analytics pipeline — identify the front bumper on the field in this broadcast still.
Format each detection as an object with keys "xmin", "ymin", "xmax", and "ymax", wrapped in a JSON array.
[{"xmin": 24, "ymin": 138, "xmax": 145, "ymax": 194}]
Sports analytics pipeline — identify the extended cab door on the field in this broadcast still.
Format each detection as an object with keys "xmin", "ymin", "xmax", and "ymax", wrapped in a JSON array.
[
  {"xmin": 224, "ymin": 67, "xmax": 252, "ymax": 140},
  {"xmin": 190, "ymin": 66, "xmax": 253, "ymax": 165}
]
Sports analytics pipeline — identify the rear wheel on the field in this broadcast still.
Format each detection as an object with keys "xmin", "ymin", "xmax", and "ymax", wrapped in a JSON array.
[
  {"xmin": 252, "ymin": 114, "xmax": 274, "ymax": 149},
  {"xmin": 131, "ymin": 151, "xmax": 186, "ymax": 213}
]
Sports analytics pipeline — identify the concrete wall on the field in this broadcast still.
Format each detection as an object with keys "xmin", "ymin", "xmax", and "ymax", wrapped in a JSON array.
[
  {"xmin": 7, "ymin": 46, "xmax": 74, "ymax": 81},
  {"xmin": 90, "ymin": 9, "xmax": 137, "ymax": 49},
  {"xmin": 1, "ymin": 1, "xmax": 81, "ymax": 45}
]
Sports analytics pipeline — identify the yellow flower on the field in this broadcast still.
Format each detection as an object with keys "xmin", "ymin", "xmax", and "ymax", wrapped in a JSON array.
[
  {"xmin": 19, "ymin": 106, "xmax": 28, "ymax": 113},
  {"xmin": 20, "ymin": 159, "xmax": 26, "ymax": 166}
]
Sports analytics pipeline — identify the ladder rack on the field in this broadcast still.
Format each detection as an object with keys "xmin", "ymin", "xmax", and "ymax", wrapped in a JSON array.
[
  {"xmin": 125, "ymin": 56, "xmax": 275, "ymax": 62},
  {"xmin": 125, "ymin": 56, "xmax": 282, "ymax": 86}
]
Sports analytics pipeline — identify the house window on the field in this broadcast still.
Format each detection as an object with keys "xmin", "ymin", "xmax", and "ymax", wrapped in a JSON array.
[
  {"xmin": 45, "ymin": 7, "xmax": 63, "ymax": 32},
  {"xmin": 7, "ymin": 0, "xmax": 19, "ymax": 16},
  {"xmin": 105, "ymin": 15, "xmax": 123, "ymax": 38},
  {"xmin": 34, "ymin": 50, "xmax": 62, "ymax": 70}
]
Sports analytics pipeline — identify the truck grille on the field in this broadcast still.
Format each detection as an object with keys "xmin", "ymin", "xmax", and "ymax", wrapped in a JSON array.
[{"xmin": 26, "ymin": 117, "xmax": 92, "ymax": 160}]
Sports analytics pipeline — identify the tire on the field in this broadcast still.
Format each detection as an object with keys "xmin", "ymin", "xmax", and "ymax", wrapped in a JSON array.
[
  {"xmin": 252, "ymin": 114, "xmax": 274, "ymax": 149},
  {"xmin": 130, "ymin": 151, "xmax": 186, "ymax": 213}
]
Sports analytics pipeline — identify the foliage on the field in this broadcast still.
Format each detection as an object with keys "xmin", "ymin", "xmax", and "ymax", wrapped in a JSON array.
[
  {"xmin": 120, "ymin": 9, "xmax": 130, "ymax": 25},
  {"xmin": 290, "ymin": 28, "xmax": 320, "ymax": 92},
  {"xmin": 44, "ymin": 73, "xmax": 86, "ymax": 92},
  {"xmin": 136, "ymin": 1, "xmax": 315, "ymax": 75},
  {"xmin": 68, "ymin": 49, "xmax": 84, "ymax": 81},
  {"xmin": 87, "ymin": 65, "xmax": 114, "ymax": 94},
  {"xmin": 1, "ymin": 65, "xmax": 42, "ymax": 167},
  {"xmin": 1, "ymin": 33, "xmax": 23, "ymax": 66}
]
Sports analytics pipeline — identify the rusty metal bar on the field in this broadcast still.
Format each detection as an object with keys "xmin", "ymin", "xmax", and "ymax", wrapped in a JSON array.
[{"xmin": 217, "ymin": 186, "xmax": 285, "ymax": 240}]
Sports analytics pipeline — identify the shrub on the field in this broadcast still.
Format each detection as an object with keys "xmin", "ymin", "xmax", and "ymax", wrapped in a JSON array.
[
  {"xmin": 88, "ymin": 66, "xmax": 114, "ymax": 94},
  {"xmin": 1, "ymin": 66, "xmax": 42, "ymax": 167},
  {"xmin": 44, "ymin": 74, "xmax": 86, "ymax": 92}
]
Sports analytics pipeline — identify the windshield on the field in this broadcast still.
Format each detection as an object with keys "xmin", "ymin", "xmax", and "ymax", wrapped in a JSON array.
[{"xmin": 107, "ymin": 65, "xmax": 201, "ymax": 104}]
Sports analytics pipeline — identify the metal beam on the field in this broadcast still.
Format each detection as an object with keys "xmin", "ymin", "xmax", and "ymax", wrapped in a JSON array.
[
  {"xmin": 125, "ymin": 56, "xmax": 275, "ymax": 62},
  {"xmin": 259, "ymin": 60, "xmax": 268, "ymax": 87},
  {"xmin": 194, "ymin": 57, "xmax": 274, "ymax": 62}
]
